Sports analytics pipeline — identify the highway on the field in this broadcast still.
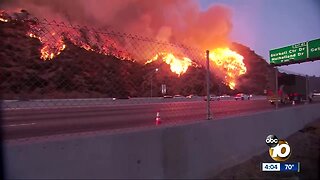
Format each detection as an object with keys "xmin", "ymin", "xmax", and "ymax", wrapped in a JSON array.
[{"xmin": 1, "ymin": 97, "xmax": 277, "ymax": 140}]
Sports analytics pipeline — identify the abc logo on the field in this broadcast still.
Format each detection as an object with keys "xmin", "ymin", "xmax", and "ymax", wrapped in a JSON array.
[
  {"xmin": 265, "ymin": 135, "xmax": 291, "ymax": 162},
  {"xmin": 265, "ymin": 135, "xmax": 278, "ymax": 147}
]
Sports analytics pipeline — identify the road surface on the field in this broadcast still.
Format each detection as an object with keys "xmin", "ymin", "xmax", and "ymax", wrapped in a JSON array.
[{"xmin": 2, "ymin": 98, "xmax": 284, "ymax": 140}]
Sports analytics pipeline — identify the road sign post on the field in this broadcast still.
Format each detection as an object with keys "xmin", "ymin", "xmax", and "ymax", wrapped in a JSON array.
[
  {"xmin": 270, "ymin": 38, "xmax": 319, "ymax": 108},
  {"xmin": 161, "ymin": 84, "xmax": 166, "ymax": 95}
]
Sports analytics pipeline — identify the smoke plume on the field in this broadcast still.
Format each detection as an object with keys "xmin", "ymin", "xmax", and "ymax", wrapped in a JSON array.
[{"xmin": 1, "ymin": 0, "xmax": 233, "ymax": 49}]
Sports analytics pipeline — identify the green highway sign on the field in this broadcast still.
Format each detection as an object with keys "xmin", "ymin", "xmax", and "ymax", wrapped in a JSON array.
[
  {"xmin": 270, "ymin": 38, "xmax": 320, "ymax": 66},
  {"xmin": 308, "ymin": 38, "xmax": 320, "ymax": 59}
]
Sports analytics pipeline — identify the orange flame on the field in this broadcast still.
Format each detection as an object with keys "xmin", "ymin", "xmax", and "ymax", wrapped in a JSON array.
[
  {"xmin": 28, "ymin": 32, "xmax": 66, "ymax": 60},
  {"xmin": 29, "ymin": 33, "xmax": 38, "ymax": 39},
  {"xmin": 147, "ymin": 53, "xmax": 193, "ymax": 76},
  {"xmin": 3, "ymin": 10, "xmax": 246, "ymax": 87},
  {"xmin": 0, "ymin": 10, "xmax": 10, "ymax": 22},
  {"xmin": 210, "ymin": 48, "xmax": 246, "ymax": 89},
  {"xmin": 0, "ymin": 17, "xmax": 8, "ymax": 22},
  {"xmin": 28, "ymin": 27, "xmax": 131, "ymax": 61}
]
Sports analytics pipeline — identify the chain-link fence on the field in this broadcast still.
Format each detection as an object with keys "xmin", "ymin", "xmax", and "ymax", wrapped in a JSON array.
[
  {"xmin": 1, "ymin": 11, "xmax": 278, "ymax": 139},
  {"xmin": 0, "ymin": 12, "xmax": 216, "ymax": 124},
  {"xmin": 1, "ymin": 16, "xmax": 213, "ymax": 96}
]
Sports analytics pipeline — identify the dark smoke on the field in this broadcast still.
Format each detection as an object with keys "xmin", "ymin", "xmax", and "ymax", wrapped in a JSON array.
[{"xmin": 1, "ymin": 0, "xmax": 233, "ymax": 49}]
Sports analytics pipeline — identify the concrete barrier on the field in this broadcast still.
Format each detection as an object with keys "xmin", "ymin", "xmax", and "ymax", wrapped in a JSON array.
[
  {"xmin": 4, "ymin": 103, "xmax": 320, "ymax": 179},
  {"xmin": 3, "ymin": 96, "xmax": 266, "ymax": 109}
]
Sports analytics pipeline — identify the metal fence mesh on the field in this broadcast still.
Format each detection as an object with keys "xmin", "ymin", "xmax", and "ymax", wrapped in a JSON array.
[
  {"xmin": 1, "ymin": 13, "xmax": 279, "ymax": 139},
  {"xmin": 1, "ymin": 16, "xmax": 209, "ymax": 115}
]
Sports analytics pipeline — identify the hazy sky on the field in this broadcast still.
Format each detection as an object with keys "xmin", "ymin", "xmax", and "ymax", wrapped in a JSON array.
[{"xmin": 199, "ymin": 0, "xmax": 320, "ymax": 76}]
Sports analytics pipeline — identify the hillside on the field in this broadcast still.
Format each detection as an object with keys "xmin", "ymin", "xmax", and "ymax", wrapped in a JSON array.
[
  {"xmin": 0, "ymin": 15, "xmax": 276, "ymax": 100},
  {"xmin": 231, "ymin": 42, "xmax": 276, "ymax": 94}
]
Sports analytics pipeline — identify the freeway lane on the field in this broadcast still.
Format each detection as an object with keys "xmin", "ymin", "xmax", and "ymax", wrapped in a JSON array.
[{"xmin": 3, "ymin": 99, "xmax": 274, "ymax": 140}]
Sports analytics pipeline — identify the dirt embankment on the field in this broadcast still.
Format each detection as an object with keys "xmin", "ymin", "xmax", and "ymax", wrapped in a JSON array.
[{"xmin": 212, "ymin": 118, "xmax": 320, "ymax": 180}]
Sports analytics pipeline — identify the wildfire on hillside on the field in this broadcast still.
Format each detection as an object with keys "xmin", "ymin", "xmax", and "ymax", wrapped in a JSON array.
[
  {"xmin": 209, "ymin": 48, "xmax": 247, "ymax": 89},
  {"xmin": 146, "ymin": 48, "xmax": 246, "ymax": 90},
  {"xmin": 28, "ymin": 32, "xmax": 66, "ymax": 60},
  {"xmin": 0, "ymin": 10, "xmax": 131, "ymax": 61},
  {"xmin": 26, "ymin": 21, "xmax": 132, "ymax": 61},
  {"xmin": 146, "ymin": 53, "xmax": 195, "ymax": 76},
  {"xmin": 1, "ymin": 9, "xmax": 247, "ymax": 89}
]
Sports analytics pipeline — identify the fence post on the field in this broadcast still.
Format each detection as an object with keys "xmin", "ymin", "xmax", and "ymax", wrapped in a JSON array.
[{"xmin": 206, "ymin": 50, "xmax": 212, "ymax": 120}]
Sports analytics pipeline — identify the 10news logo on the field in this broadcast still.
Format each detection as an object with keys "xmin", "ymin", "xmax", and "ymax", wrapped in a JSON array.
[
  {"xmin": 265, "ymin": 135, "xmax": 291, "ymax": 161},
  {"xmin": 262, "ymin": 135, "xmax": 300, "ymax": 172}
]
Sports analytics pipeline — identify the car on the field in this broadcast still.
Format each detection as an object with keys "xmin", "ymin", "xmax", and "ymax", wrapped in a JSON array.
[
  {"xmin": 163, "ymin": 95, "xmax": 173, "ymax": 99},
  {"xmin": 186, "ymin": 94, "xmax": 199, "ymax": 99},
  {"xmin": 204, "ymin": 95, "xmax": 220, "ymax": 101},
  {"xmin": 220, "ymin": 94, "xmax": 230, "ymax": 98},
  {"xmin": 288, "ymin": 93, "xmax": 303, "ymax": 103},
  {"xmin": 173, "ymin": 95, "xmax": 185, "ymax": 98},
  {"xmin": 268, "ymin": 95, "xmax": 290, "ymax": 104},
  {"xmin": 234, "ymin": 93, "xmax": 250, "ymax": 100},
  {"xmin": 114, "ymin": 96, "xmax": 131, "ymax": 100},
  {"xmin": 267, "ymin": 91, "xmax": 290, "ymax": 105},
  {"xmin": 309, "ymin": 90, "xmax": 320, "ymax": 103},
  {"xmin": 219, "ymin": 94, "xmax": 231, "ymax": 100}
]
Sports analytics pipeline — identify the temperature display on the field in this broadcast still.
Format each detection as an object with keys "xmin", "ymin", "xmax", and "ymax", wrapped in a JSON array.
[{"xmin": 262, "ymin": 162, "xmax": 300, "ymax": 172}]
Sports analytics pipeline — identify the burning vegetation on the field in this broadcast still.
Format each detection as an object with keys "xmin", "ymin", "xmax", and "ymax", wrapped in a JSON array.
[
  {"xmin": 28, "ymin": 32, "xmax": 66, "ymax": 60},
  {"xmin": 1, "ymin": 8, "xmax": 247, "ymax": 90},
  {"xmin": 210, "ymin": 48, "xmax": 247, "ymax": 89},
  {"xmin": 146, "ymin": 53, "xmax": 194, "ymax": 76},
  {"xmin": 0, "ymin": 9, "xmax": 275, "ymax": 99},
  {"xmin": 146, "ymin": 49, "xmax": 247, "ymax": 89}
]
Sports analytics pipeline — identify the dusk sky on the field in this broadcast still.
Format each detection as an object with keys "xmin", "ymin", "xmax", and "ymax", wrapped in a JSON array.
[{"xmin": 199, "ymin": 0, "xmax": 320, "ymax": 76}]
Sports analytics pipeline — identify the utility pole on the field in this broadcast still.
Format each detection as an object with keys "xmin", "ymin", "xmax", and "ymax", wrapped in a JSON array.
[
  {"xmin": 305, "ymin": 75, "xmax": 309, "ymax": 104},
  {"xmin": 275, "ymin": 67, "xmax": 278, "ymax": 109},
  {"xmin": 206, "ymin": 50, "xmax": 212, "ymax": 120},
  {"xmin": 150, "ymin": 77, "xmax": 153, "ymax": 97},
  {"xmin": 150, "ymin": 68, "xmax": 159, "ymax": 98}
]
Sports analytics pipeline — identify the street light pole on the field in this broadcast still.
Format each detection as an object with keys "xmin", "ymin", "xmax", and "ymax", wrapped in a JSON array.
[{"xmin": 150, "ymin": 68, "xmax": 159, "ymax": 98}]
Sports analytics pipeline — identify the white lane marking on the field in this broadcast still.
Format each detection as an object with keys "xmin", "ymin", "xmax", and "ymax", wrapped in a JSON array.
[{"xmin": 3, "ymin": 123, "xmax": 36, "ymax": 127}]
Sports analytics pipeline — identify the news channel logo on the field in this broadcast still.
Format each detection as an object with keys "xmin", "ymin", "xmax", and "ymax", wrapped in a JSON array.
[{"xmin": 265, "ymin": 135, "xmax": 291, "ymax": 162}]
